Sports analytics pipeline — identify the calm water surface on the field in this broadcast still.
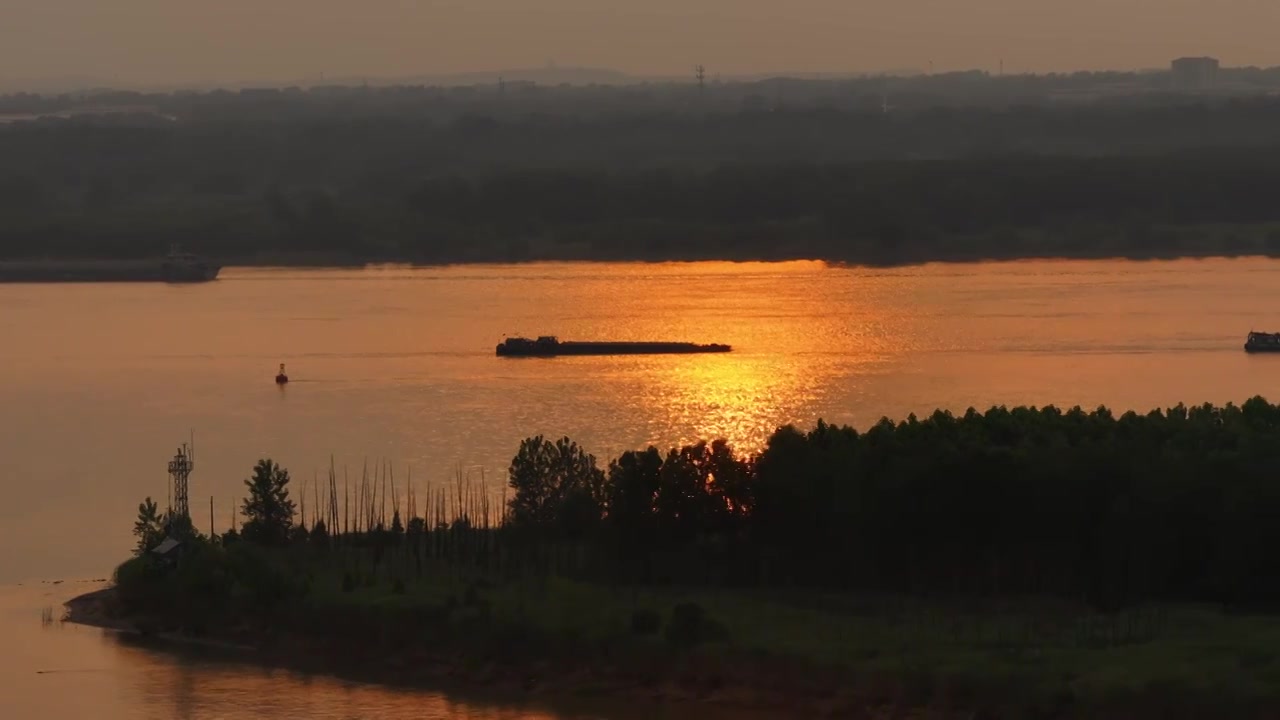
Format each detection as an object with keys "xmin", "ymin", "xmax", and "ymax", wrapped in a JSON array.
[
  {"xmin": 0, "ymin": 581, "xmax": 682, "ymax": 720},
  {"xmin": 2, "ymin": 258, "xmax": 1279, "ymax": 716}
]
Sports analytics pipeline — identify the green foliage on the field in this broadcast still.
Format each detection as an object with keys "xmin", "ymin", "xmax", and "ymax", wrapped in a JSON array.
[
  {"xmin": 165, "ymin": 512, "xmax": 196, "ymax": 540},
  {"xmin": 406, "ymin": 517, "xmax": 426, "ymax": 535},
  {"xmin": 630, "ymin": 608, "xmax": 662, "ymax": 636},
  {"xmin": 240, "ymin": 459, "xmax": 296, "ymax": 547},
  {"xmin": 665, "ymin": 602, "xmax": 728, "ymax": 647},
  {"xmin": 289, "ymin": 523, "xmax": 310, "ymax": 544},
  {"xmin": 113, "ymin": 553, "xmax": 167, "ymax": 610},
  {"xmin": 132, "ymin": 497, "xmax": 164, "ymax": 556},
  {"xmin": 507, "ymin": 436, "xmax": 605, "ymax": 538},
  {"xmin": 310, "ymin": 519, "xmax": 329, "ymax": 548}
]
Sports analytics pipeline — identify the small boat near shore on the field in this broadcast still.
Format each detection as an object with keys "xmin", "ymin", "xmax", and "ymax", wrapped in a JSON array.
[
  {"xmin": 1245, "ymin": 332, "xmax": 1280, "ymax": 353},
  {"xmin": 497, "ymin": 336, "xmax": 731, "ymax": 357}
]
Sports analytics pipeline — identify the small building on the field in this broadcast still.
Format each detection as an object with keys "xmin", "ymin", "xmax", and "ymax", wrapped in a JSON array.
[
  {"xmin": 1171, "ymin": 57, "xmax": 1219, "ymax": 91},
  {"xmin": 150, "ymin": 536, "xmax": 186, "ymax": 568}
]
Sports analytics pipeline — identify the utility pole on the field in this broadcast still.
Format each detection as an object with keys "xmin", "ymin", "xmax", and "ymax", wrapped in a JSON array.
[{"xmin": 695, "ymin": 65, "xmax": 706, "ymax": 95}]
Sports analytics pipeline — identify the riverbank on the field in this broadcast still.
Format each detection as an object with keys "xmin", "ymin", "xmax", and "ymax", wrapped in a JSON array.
[
  {"xmin": 65, "ymin": 578, "xmax": 1280, "ymax": 720},
  {"xmin": 62, "ymin": 585, "xmax": 876, "ymax": 719},
  {"xmin": 9, "ymin": 221, "xmax": 1280, "ymax": 274},
  {"xmin": 203, "ymin": 234, "xmax": 1280, "ymax": 271}
]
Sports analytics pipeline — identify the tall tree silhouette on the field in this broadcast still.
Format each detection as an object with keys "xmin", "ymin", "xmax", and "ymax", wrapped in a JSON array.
[
  {"xmin": 507, "ymin": 435, "xmax": 605, "ymax": 538},
  {"xmin": 132, "ymin": 497, "xmax": 164, "ymax": 556},
  {"xmin": 240, "ymin": 459, "xmax": 296, "ymax": 546}
]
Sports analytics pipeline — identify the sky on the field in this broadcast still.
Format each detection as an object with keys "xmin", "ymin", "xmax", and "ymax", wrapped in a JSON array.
[{"xmin": 2, "ymin": 0, "xmax": 1277, "ymax": 89}]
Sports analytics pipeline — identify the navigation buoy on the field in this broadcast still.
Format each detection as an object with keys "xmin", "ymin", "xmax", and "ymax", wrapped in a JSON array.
[{"xmin": 275, "ymin": 363, "xmax": 289, "ymax": 385}]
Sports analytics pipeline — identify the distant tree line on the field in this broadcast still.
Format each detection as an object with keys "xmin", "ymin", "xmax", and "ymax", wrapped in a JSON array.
[
  {"xmin": 4, "ymin": 143, "xmax": 1280, "ymax": 263},
  {"xmin": 7, "ymin": 82, "xmax": 1280, "ymax": 265},
  {"xmin": 6, "ymin": 67, "xmax": 1280, "ymax": 120}
]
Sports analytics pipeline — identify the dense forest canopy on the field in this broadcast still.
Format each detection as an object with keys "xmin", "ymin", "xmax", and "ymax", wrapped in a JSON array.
[
  {"xmin": 500, "ymin": 399, "xmax": 1280, "ymax": 608},
  {"xmin": 4, "ymin": 77, "xmax": 1280, "ymax": 263}
]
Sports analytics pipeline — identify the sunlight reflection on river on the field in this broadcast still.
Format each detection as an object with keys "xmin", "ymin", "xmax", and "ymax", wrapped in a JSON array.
[{"xmin": 2, "ymin": 258, "xmax": 1279, "ymax": 586}]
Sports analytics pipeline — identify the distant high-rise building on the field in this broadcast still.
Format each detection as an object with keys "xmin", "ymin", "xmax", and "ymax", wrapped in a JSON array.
[{"xmin": 1170, "ymin": 56, "xmax": 1219, "ymax": 91}]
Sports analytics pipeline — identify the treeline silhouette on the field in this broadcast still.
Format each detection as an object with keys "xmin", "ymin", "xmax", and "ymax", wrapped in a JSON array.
[
  {"xmin": 117, "ymin": 399, "xmax": 1280, "ymax": 632},
  {"xmin": 505, "ymin": 399, "xmax": 1280, "ymax": 610},
  {"xmin": 7, "ymin": 94, "xmax": 1280, "ymax": 262},
  {"xmin": 4, "ymin": 145, "xmax": 1280, "ymax": 262},
  {"xmin": 6, "ymin": 67, "xmax": 1280, "ymax": 118}
]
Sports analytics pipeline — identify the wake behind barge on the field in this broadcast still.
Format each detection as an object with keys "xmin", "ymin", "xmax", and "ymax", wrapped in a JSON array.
[{"xmin": 497, "ymin": 336, "xmax": 731, "ymax": 357}]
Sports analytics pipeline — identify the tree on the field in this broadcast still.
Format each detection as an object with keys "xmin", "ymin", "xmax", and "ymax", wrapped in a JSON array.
[
  {"xmin": 606, "ymin": 448, "xmax": 663, "ymax": 583},
  {"xmin": 240, "ymin": 459, "xmax": 296, "ymax": 546},
  {"xmin": 133, "ymin": 497, "xmax": 164, "ymax": 556},
  {"xmin": 507, "ymin": 435, "xmax": 606, "ymax": 538},
  {"xmin": 310, "ymin": 519, "xmax": 330, "ymax": 549}
]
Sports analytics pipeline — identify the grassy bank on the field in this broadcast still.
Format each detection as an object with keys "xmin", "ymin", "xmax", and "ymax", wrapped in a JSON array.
[{"xmin": 75, "ymin": 542, "xmax": 1280, "ymax": 719}]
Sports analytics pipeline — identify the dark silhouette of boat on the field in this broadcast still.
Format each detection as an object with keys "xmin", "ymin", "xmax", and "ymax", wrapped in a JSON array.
[
  {"xmin": 497, "ymin": 336, "xmax": 731, "ymax": 357},
  {"xmin": 1245, "ymin": 332, "xmax": 1280, "ymax": 353},
  {"xmin": 275, "ymin": 364, "xmax": 289, "ymax": 384},
  {"xmin": 0, "ymin": 245, "xmax": 220, "ymax": 283}
]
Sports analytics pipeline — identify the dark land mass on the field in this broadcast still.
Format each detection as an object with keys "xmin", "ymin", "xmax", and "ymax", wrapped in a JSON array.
[
  {"xmin": 3, "ymin": 81, "xmax": 1280, "ymax": 266},
  {"xmin": 78, "ymin": 400, "xmax": 1280, "ymax": 719}
]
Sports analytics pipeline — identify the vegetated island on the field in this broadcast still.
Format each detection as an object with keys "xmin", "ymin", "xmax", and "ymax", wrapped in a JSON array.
[{"xmin": 68, "ymin": 398, "xmax": 1280, "ymax": 719}]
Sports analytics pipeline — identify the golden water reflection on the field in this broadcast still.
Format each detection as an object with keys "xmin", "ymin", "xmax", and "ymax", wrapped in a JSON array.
[
  {"xmin": 7, "ymin": 259, "xmax": 1280, "ymax": 585},
  {"xmin": 642, "ymin": 353, "xmax": 815, "ymax": 452}
]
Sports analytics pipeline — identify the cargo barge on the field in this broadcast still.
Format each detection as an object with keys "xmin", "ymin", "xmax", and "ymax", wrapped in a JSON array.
[
  {"xmin": 0, "ymin": 246, "xmax": 220, "ymax": 283},
  {"xmin": 1245, "ymin": 331, "xmax": 1280, "ymax": 353},
  {"xmin": 497, "ymin": 336, "xmax": 731, "ymax": 357}
]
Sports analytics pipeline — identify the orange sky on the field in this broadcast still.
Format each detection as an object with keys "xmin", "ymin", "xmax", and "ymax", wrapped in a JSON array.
[{"xmin": 3, "ymin": 0, "xmax": 1277, "ymax": 87}]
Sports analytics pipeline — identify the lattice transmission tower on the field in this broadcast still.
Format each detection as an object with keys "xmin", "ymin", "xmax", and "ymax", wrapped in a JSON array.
[{"xmin": 168, "ymin": 439, "xmax": 195, "ymax": 522}]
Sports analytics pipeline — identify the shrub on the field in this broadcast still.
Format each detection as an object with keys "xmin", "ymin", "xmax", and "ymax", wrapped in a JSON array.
[
  {"xmin": 665, "ymin": 602, "xmax": 728, "ymax": 647},
  {"xmin": 630, "ymin": 608, "xmax": 662, "ymax": 636}
]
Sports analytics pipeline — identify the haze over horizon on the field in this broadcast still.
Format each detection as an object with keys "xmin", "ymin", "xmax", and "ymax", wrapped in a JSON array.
[{"xmin": 3, "ymin": 0, "xmax": 1277, "ymax": 91}]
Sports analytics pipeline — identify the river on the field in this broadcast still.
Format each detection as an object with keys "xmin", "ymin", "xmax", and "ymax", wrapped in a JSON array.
[
  {"xmin": 1, "ymin": 580, "xmax": 706, "ymax": 719},
  {"xmin": 1, "ymin": 257, "xmax": 1278, "ymax": 716}
]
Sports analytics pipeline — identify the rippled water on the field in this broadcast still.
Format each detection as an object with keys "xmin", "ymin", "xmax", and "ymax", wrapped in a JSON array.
[{"xmin": 2, "ymin": 258, "xmax": 1279, "ymax": 716}]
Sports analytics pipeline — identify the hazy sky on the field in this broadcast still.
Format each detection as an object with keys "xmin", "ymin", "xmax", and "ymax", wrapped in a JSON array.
[{"xmin": 3, "ymin": 0, "xmax": 1277, "ymax": 87}]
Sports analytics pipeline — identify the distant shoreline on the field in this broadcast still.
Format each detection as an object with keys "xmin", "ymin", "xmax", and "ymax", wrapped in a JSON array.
[
  {"xmin": 10, "ymin": 241, "xmax": 1280, "ymax": 273},
  {"xmin": 211, "ymin": 247, "xmax": 1280, "ymax": 271}
]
